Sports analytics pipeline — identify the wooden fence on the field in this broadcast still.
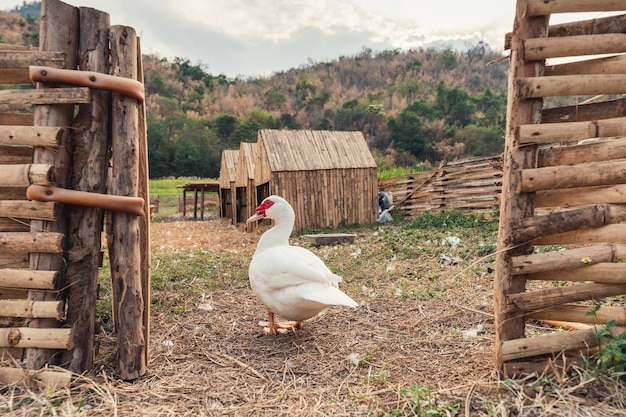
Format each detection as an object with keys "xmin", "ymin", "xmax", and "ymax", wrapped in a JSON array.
[
  {"xmin": 378, "ymin": 155, "xmax": 503, "ymax": 218},
  {"xmin": 0, "ymin": 0, "xmax": 149, "ymax": 383},
  {"xmin": 495, "ymin": 0, "xmax": 626, "ymax": 376}
]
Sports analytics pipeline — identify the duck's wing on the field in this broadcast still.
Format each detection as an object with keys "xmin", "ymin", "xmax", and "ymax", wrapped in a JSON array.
[{"xmin": 249, "ymin": 245, "xmax": 342, "ymax": 291}]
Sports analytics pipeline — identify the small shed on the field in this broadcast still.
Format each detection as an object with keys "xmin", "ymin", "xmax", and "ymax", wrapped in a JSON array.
[
  {"xmin": 254, "ymin": 129, "xmax": 378, "ymax": 233},
  {"xmin": 219, "ymin": 149, "xmax": 238, "ymax": 224},
  {"xmin": 235, "ymin": 142, "xmax": 257, "ymax": 231}
]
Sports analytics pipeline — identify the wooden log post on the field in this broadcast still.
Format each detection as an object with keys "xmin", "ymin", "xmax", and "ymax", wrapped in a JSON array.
[
  {"xmin": 108, "ymin": 25, "xmax": 146, "ymax": 380},
  {"xmin": 61, "ymin": 6, "xmax": 112, "ymax": 374},
  {"xmin": 494, "ymin": 0, "xmax": 548, "ymax": 372},
  {"xmin": 26, "ymin": 0, "xmax": 78, "ymax": 370}
]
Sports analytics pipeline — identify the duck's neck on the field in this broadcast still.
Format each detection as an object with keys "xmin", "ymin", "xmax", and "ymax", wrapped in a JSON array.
[{"xmin": 256, "ymin": 215, "xmax": 294, "ymax": 252}]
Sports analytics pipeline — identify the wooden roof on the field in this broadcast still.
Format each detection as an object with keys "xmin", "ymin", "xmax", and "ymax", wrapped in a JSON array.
[
  {"xmin": 235, "ymin": 142, "xmax": 256, "ymax": 187},
  {"xmin": 258, "ymin": 129, "xmax": 376, "ymax": 172},
  {"xmin": 219, "ymin": 149, "xmax": 238, "ymax": 188}
]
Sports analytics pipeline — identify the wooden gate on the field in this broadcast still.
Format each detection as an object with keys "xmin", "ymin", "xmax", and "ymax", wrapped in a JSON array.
[
  {"xmin": 496, "ymin": 0, "xmax": 626, "ymax": 375},
  {"xmin": 0, "ymin": 0, "xmax": 150, "ymax": 382}
]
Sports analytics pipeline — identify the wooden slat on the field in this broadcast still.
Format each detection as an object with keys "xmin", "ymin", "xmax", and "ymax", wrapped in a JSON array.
[
  {"xmin": 0, "ymin": 164, "xmax": 54, "ymax": 187},
  {"xmin": 0, "ymin": 218, "xmax": 30, "ymax": 232},
  {"xmin": 0, "ymin": 269, "xmax": 58, "ymax": 289},
  {"xmin": 0, "ymin": 68, "xmax": 31, "ymax": 85},
  {"xmin": 519, "ymin": 117, "xmax": 626, "ymax": 144},
  {"xmin": 0, "ymin": 201, "xmax": 57, "ymax": 221},
  {"xmin": 535, "ymin": 223, "xmax": 626, "ymax": 245},
  {"xmin": 0, "ymin": 126, "xmax": 64, "ymax": 147},
  {"xmin": 535, "ymin": 184, "xmax": 626, "ymax": 207},
  {"xmin": 0, "ymin": 328, "xmax": 72, "ymax": 349},
  {"xmin": 537, "ymin": 137, "xmax": 626, "ymax": 167},
  {"xmin": 0, "ymin": 186, "xmax": 27, "ymax": 200},
  {"xmin": 527, "ymin": 304, "xmax": 626, "ymax": 326},
  {"xmin": 0, "ymin": 300, "xmax": 65, "ymax": 320},
  {"xmin": 545, "ymin": 54, "xmax": 626, "ymax": 77},
  {"xmin": 0, "ymin": 253, "xmax": 29, "ymax": 269},
  {"xmin": 525, "ymin": 34, "xmax": 626, "ymax": 61},
  {"xmin": 0, "ymin": 112, "xmax": 34, "ymax": 126},
  {"xmin": 530, "ymin": 262, "xmax": 626, "ymax": 283},
  {"xmin": 507, "ymin": 282, "xmax": 626, "ymax": 312},
  {"xmin": 499, "ymin": 327, "xmax": 599, "ymax": 362},
  {"xmin": 0, "ymin": 366, "xmax": 72, "ymax": 387},
  {"xmin": 518, "ymin": 74, "xmax": 626, "ymax": 99},
  {"xmin": 527, "ymin": 0, "xmax": 626, "ymax": 16},
  {"xmin": 522, "ymin": 160, "xmax": 626, "ymax": 192},
  {"xmin": 510, "ymin": 243, "xmax": 620, "ymax": 275},
  {"xmin": 0, "ymin": 87, "xmax": 90, "ymax": 106},
  {"xmin": 0, "ymin": 51, "xmax": 65, "ymax": 68},
  {"xmin": 0, "ymin": 232, "xmax": 64, "ymax": 253}
]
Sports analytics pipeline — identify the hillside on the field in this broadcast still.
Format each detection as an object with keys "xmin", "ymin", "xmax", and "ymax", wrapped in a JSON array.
[{"xmin": 1, "ymin": 3, "xmax": 510, "ymax": 178}]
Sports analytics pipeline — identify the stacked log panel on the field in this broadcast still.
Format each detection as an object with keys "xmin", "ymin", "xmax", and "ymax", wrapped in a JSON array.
[{"xmin": 496, "ymin": 0, "xmax": 626, "ymax": 375}]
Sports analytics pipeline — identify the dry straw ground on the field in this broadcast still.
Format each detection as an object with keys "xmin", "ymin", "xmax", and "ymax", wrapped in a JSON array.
[{"xmin": 1, "ymin": 214, "xmax": 625, "ymax": 416}]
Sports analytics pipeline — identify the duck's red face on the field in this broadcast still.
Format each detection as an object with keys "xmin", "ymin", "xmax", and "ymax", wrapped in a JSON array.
[{"xmin": 246, "ymin": 198, "xmax": 275, "ymax": 223}]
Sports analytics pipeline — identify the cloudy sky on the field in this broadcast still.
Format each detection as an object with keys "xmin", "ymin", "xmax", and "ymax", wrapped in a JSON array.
[{"xmin": 0, "ymin": 1, "xmax": 616, "ymax": 77}]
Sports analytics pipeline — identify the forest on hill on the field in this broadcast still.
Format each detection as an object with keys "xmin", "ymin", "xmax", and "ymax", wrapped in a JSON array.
[{"xmin": 2, "ymin": 2, "xmax": 510, "ymax": 178}]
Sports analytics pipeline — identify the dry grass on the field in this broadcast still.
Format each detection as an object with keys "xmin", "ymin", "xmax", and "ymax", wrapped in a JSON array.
[{"xmin": 1, "ymin": 214, "xmax": 625, "ymax": 416}]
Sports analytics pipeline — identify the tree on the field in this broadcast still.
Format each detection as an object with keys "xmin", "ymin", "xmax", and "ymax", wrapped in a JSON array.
[
  {"xmin": 214, "ymin": 114, "xmax": 239, "ymax": 143},
  {"xmin": 387, "ymin": 109, "xmax": 437, "ymax": 160}
]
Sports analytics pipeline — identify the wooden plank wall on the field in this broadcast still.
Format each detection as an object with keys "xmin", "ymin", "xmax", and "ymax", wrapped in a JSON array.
[
  {"xmin": 496, "ymin": 0, "xmax": 626, "ymax": 376},
  {"xmin": 235, "ymin": 142, "xmax": 257, "ymax": 231},
  {"xmin": 378, "ymin": 155, "xmax": 503, "ymax": 218},
  {"xmin": 219, "ymin": 149, "xmax": 238, "ymax": 224}
]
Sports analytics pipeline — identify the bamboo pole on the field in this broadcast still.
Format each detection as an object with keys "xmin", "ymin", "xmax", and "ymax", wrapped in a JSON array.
[
  {"xmin": 499, "ymin": 327, "xmax": 599, "ymax": 362},
  {"xmin": 510, "ymin": 243, "xmax": 618, "ymax": 275},
  {"xmin": 510, "ymin": 204, "xmax": 626, "ymax": 244},
  {"xmin": 519, "ymin": 117, "xmax": 626, "ymax": 144},
  {"xmin": 518, "ymin": 74, "xmax": 626, "ymax": 99},
  {"xmin": 545, "ymin": 54, "xmax": 626, "ymax": 77},
  {"xmin": 0, "ymin": 366, "xmax": 72, "ymax": 387},
  {"xmin": 0, "ymin": 328, "xmax": 72, "ymax": 349},
  {"xmin": 527, "ymin": 303, "xmax": 626, "ymax": 326},
  {"xmin": 0, "ymin": 126, "xmax": 64, "ymax": 147},
  {"xmin": 537, "ymin": 137, "xmax": 626, "ymax": 168},
  {"xmin": 535, "ymin": 223, "xmax": 626, "ymax": 245},
  {"xmin": 522, "ymin": 160, "xmax": 626, "ymax": 192},
  {"xmin": 27, "ymin": 0, "xmax": 78, "ymax": 370},
  {"xmin": 0, "ymin": 164, "xmax": 54, "ymax": 186},
  {"xmin": 0, "ymin": 201, "xmax": 56, "ymax": 221},
  {"xmin": 0, "ymin": 269, "xmax": 58, "ymax": 289},
  {"xmin": 0, "ymin": 300, "xmax": 65, "ymax": 320},
  {"xmin": 530, "ymin": 262, "xmax": 626, "ymax": 283},
  {"xmin": 109, "ymin": 25, "xmax": 146, "ymax": 380},
  {"xmin": 526, "ymin": 0, "xmax": 626, "ymax": 16},
  {"xmin": 0, "ymin": 232, "xmax": 63, "ymax": 253},
  {"xmin": 525, "ymin": 34, "xmax": 626, "ymax": 61},
  {"xmin": 535, "ymin": 185, "xmax": 626, "ymax": 207},
  {"xmin": 507, "ymin": 282, "xmax": 626, "ymax": 312}
]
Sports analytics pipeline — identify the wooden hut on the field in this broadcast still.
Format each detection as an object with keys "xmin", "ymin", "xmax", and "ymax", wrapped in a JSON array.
[
  {"xmin": 235, "ymin": 142, "xmax": 257, "ymax": 231},
  {"xmin": 219, "ymin": 149, "xmax": 238, "ymax": 224},
  {"xmin": 254, "ymin": 129, "xmax": 378, "ymax": 233}
]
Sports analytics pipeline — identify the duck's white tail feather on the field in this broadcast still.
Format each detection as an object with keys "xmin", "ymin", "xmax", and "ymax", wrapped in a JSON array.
[{"xmin": 301, "ymin": 283, "xmax": 358, "ymax": 307}]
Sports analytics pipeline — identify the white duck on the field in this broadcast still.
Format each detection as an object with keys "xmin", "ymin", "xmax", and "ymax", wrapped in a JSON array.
[{"xmin": 246, "ymin": 195, "xmax": 358, "ymax": 335}]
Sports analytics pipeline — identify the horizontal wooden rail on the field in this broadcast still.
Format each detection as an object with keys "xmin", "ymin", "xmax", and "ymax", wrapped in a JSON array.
[
  {"xmin": 526, "ymin": 0, "xmax": 626, "ymax": 16},
  {"xmin": 0, "ymin": 366, "xmax": 72, "ymax": 387},
  {"xmin": 0, "ymin": 50, "xmax": 65, "ymax": 68},
  {"xmin": 510, "ymin": 204, "xmax": 626, "ymax": 243},
  {"xmin": 535, "ymin": 184, "xmax": 626, "ymax": 207},
  {"xmin": 0, "ymin": 164, "xmax": 54, "ymax": 187},
  {"xmin": 530, "ymin": 262, "xmax": 626, "ymax": 283},
  {"xmin": 507, "ymin": 282, "xmax": 626, "ymax": 312},
  {"xmin": 545, "ymin": 54, "xmax": 626, "ymax": 77},
  {"xmin": 525, "ymin": 34, "xmax": 626, "ymax": 61},
  {"xmin": 0, "ymin": 253, "xmax": 29, "ymax": 269},
  {"xmin": 535, "ymin": 223, "xmax": 626, "ymax": 245},
  {"xmin": 537, "ymin": 138, "xmax": 626, "ymax": 168},
  {"xmin": 0, "ymin": 232, "xmax": 64, "ymax": 253},
  {"xmin": 518, "ymin": 74, "xmax": 626, "ymax": 99},
  {"xmin": 522, "ymin": 160, "xmax": 626, "ymax": 192},
  {"xmin": 499, "ymin": 327, "xmax": 599, "ymax": 362},
  {"xmin": 0, "ymin": 269, "xmax": 58, "ymax": 289},
  {"xmin": 519, "ymin": 117, "xmax": 626, "ymax": 144},
  {"xmin": 0, "ymin": 87, "xmax": 90, "ymax": 106},
  {"xmin": 527, "ymin": 304, "xmax": 626, "ymax": 326},
  {"xmin": 0, "ymin": 300, "xmax": 65, "ymax": 320},
  {"xmin": 0, "ymin": 112, "xmax": 34, "ymax": 126},
  {"xmin": 0, "ymin": 126, "xmax": 65, "ymax": 147},
  {"xmin": 0, "ymin": 327, "xmax": 72, "ymax": 349},
  {"xmin": 0, "ymin": 201, "xmax": 57, "ymax": 221},
  {"xmin": 510, "ymin": 243, "xmax": 622, "ymax": 275},
  {"xmin": 0, "ymin": 68, "xmax": 31, "ymax": 85}
]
